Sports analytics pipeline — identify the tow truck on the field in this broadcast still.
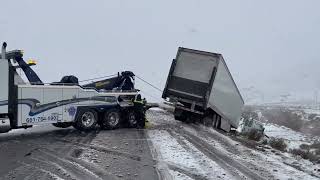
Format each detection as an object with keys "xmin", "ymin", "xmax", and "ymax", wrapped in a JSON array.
[{"xmin": 0, "ymin": 42, "xmax": 142, "ymax": 133}]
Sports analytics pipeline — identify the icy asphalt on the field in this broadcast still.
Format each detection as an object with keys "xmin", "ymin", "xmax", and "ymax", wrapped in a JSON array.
[{"xmin": 0, "ymin": 108, "xmax": 319, "ymax": 180}]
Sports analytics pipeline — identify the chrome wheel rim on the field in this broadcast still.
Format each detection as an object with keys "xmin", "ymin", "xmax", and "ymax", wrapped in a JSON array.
[
  {"xmin": 107, "ymin": 112, "xmax": 120, "ymax": 126},
  {"xmin": 128, "ymin": 112, "xmax": 137, "ymax": 125},
  {"xmin": 81, "ymin": 112, "xmax": 95, "ymax": 127}
]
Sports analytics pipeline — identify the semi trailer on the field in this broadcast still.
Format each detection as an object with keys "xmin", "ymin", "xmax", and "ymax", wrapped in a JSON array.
[
  {"xmin": 162, "ymin": 47, "xmax": 244, "ymax": 132},
  {"xmin": 0, "ymin": 42, "xmax": 142, "ymax": 133}
]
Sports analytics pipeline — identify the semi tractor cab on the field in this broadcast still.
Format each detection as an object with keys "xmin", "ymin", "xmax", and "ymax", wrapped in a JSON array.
[{"xmin": 0, "ymin": 42, "xmax": 142, "ymax": 133}]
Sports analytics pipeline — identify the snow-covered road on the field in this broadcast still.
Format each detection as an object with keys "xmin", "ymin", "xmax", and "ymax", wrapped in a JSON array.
[{"xmin": 146, "ymin": 108, "xmax": 320, "ymax": 180}]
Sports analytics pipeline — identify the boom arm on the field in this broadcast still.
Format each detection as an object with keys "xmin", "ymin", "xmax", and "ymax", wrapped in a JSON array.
[
  {"xmin": 14, "ymin": 56, "xmax": 43, "ymax": 85},
  {"xmin": 1, "ymin": 48, "xmax": 43, "ymax": 85},
  {"xmin": 82, "ymin": 71, "xmax": 135, "ymax": 91}
]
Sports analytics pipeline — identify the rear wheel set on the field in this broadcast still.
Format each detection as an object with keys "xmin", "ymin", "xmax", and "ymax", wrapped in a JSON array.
[
  {"xmin": 74, "ymin": 108, "xmax": 141, "ymax": 131},
  {"xmin": 100, "ymin": 109, "xmax": 141, "ymax": 129}
]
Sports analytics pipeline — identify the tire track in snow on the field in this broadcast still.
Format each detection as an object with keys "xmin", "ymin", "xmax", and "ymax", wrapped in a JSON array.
[
  {"xmin": 13, "ymin": 136, "xmax": 115, "ymax": 180},
  {"xmin": 36, "ymin": 148, "xmax": 105, "ymax": 180},
  {"xmin": 148, "ymin": 129, "xmax": 235, "ymax": 179},
  {"xmin": 55, "ymin": 138, "xmax": 142, "ymax": 161},
  {"xmin": 19, "ymin": 161, "xmax": 64, "ymax": 180},
  {"xmin": 187, "ymin": 124, "xmax": 276, "ymax": 179},
  {"xmin": 167, "ymin": 130, "xmax": 244, "ymax": 180},
  {"xmin": 177, "ymin": 128, "xmax": 267, "ymax": 180},
  {"xmin": 167, "ymin": 163, "xmax": 210, "ymax": 180}
]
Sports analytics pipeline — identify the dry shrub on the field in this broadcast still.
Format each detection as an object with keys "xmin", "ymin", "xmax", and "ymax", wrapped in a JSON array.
[
  {"xmin": 310, "ymin": 141, "xmax": 320, "ymax": 158},
  {"xmin": 300, "ymin": 144, "xmax": 310, "ymax": 150},
  {"xmin": 290, "ymin": 149, "xmax": 319, "ymax": 163},
  {"xmin": 261, "ymin": 138, "xmax": 268, "ymax": 145},
  {"xmin": 242, "ymin": 107, "xmax": 259, "ymax": 121},
  {"xmin": 262, "ymin": 108, "xmax": 304, "ymax": 131},
  {"xmin": 308, "ymin": 113, "xmax": 317, "ymax": 120},
  {"xmin": 246, "ymin": 129, "xmax": 264, "ymax": 141},
  {"xmin": 310, "ymin": 141, "xmax": 320, "ymax": 149},
  {"xmin": 269, "ymin": 138, "xmax": 287, "ymax": 152}
]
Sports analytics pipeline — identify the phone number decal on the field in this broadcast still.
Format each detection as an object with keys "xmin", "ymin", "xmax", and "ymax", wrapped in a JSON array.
[{"xmin": 26, "ymin": 114, "xmax": 60, "ymax": 123}]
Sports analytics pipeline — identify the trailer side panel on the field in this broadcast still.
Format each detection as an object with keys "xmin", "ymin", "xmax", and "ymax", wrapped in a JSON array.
[{"xmin": 208, "ymin": 57, "xmax": 244, "ymax": 128}]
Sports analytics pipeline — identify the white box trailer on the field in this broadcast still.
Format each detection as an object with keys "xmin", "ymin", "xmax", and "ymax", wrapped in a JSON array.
[{"xmin": 162, "ymin": 47, "xmax": 244, "ymax": 131}]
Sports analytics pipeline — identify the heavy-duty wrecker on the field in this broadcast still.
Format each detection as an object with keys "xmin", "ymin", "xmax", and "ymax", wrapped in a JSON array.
[{"xmin": 0, "ymin": 42, "xmax": 143, "ymax": 133}]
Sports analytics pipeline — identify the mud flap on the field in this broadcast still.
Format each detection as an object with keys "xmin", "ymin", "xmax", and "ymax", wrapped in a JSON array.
[
  {"xmin": 220, "ymin": 118, "xmax": 231, "ymax": 132},
  {"xmin": 0, "ymin": 117, "xmax": 11, "ymax": 133}
]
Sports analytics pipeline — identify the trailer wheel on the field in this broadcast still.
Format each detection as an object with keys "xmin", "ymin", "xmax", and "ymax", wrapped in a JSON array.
[
  {"xmin": 74, "ymin": 109, "xmax": 98, "ymax": 131},
  {"xmin": 127, "ymin": 111, "xmax": 137, "ymax": 128},
  {"xmin": 174, "ymin": 109, "xmax": 186, "ymax": 122},
  {"xmin": 101, "ymin": 109, "xmax": 121, "ymax": 130},
  {"xmin": 203, "ymin": 116, "xmax": 213, "ymax": 127}
]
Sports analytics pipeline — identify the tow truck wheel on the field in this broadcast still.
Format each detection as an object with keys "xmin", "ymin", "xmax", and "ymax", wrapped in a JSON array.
[
  {"xmin": 73, "ymin": 109, "xmax": 98, "ymax": 131},
  {"xmin": 127, "ymin": 111, "xmax": 137, "ymax": 128},
  {"xmin": 101, "ymin": 109, "xmax": 121, "ymax": 130}
]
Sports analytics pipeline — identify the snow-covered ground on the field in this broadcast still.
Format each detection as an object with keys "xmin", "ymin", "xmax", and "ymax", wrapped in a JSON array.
[
  {"xmin": 301, "ymin": 108, "xmax": 320, "ymax": 115},
  {"xmin": 148, "ymin": 130, "xmax": 234, "ymax": 180},
  {"xmin": 264, "ymin": 123, "xmax": 320, "ymax": 150},
  {"xmin": 146, "ymin": 108, "xmax": 320, "ymax": 180}
]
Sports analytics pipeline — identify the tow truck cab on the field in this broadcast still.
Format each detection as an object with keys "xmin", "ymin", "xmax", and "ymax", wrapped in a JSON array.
[{"xmin": 0, "ymin": 43, "xmax": 10, "ymax": 132}]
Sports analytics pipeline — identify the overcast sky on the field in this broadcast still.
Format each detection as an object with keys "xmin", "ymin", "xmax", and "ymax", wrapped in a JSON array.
[{"xmin": 1, "ymin": 0, "xmax": 320, "ymax": 103}]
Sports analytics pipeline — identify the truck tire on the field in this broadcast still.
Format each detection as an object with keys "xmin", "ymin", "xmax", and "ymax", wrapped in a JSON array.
[
  {"xmin": 73, "ymin": 109, "xmax": 98, "ymax": 131},
  {"xmin": 174, "ymin": 109, "xmax": 186, "ymax": 122},
  {"xmin": 52, "ymin": 122, "xmax": 73, "ymax": 128},
  {"xmin": 185, "ymin": 114, "xmax": 195, "ymax": 124},
  {"xmin": 203, "ymin": 116, "xmax": 213, "ymax": 127},
  {"xmin": 174, "ymin": 114, "xmax": 186, "ymax": 122},
  {"xmin": 100, "ymin": 109, "xmax": 121, "ymax": 130},
  {"xmin": 127, "ymin": 110, "xmax": 137, "ymax": 128}
]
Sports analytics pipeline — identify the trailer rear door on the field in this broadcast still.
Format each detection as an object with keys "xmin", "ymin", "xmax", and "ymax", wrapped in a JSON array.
[{"xmin": 166, "ymin": 48, "xmax": 218, "ymax": 102}]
